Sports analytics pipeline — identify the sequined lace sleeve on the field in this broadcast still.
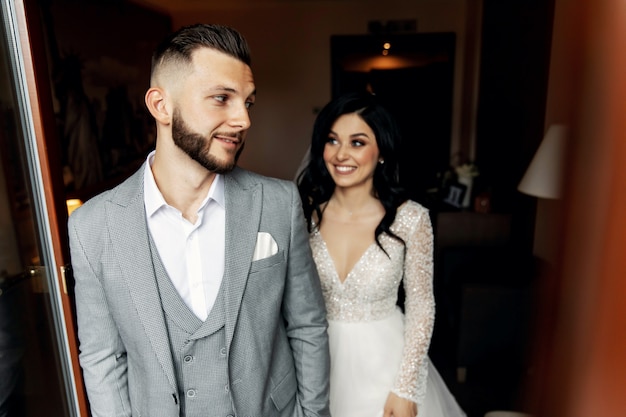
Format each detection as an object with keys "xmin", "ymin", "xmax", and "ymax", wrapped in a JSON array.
[{"xmin": 391, "ymin": 201, "xmax": 435, "ymax": 405}]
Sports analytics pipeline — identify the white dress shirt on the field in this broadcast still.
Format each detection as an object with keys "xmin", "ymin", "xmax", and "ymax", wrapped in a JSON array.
[{"xmin": 143, "ymin": 151, "xmax": 225, "ymax": 321}]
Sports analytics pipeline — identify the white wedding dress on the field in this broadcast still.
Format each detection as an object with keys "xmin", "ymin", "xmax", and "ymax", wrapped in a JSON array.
[{"xmin": 310, "ymin": 200, "xmax": 466, "ymax": 417}]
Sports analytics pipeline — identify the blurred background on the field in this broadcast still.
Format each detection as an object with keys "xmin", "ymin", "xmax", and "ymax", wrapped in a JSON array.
[{"xmin": 1, "ymin": 0, "xmax": 625, "ymax": 416}]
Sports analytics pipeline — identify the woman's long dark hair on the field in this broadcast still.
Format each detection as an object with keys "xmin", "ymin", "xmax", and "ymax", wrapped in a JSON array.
[{"xmin": 297, "ymin": 91, "xmax": 407, "ymax": 251}]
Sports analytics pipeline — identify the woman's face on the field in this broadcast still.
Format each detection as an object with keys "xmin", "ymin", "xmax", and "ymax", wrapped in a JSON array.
[{"xmin": 323, "ymin": 113, "xmax": 381, "ymax": 191}]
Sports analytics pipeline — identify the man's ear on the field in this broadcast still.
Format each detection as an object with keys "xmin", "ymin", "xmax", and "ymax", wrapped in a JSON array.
[{"xmin": 145, "ymin": 87, "xmax": 170, "ymax": 125}]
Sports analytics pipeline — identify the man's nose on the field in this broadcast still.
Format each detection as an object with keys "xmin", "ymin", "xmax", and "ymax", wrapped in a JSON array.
[{"xmin": 228, "ymin": 103, "xmax": 251, "ymax": 130}]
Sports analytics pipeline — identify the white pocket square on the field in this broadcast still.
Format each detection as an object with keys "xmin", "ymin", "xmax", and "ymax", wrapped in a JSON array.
[{"xmin": 253, "ymin": 232, "xmax": 278, "ymax": 261}]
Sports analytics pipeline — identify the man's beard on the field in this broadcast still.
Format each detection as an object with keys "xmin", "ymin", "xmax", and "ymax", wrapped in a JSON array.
[{"xmin": 171, "ymin": 109, "xmax": 244, "ymax": 174}]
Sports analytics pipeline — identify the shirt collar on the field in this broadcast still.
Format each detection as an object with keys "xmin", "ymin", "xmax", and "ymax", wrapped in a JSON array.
[{"xmin": 144, "ymin": 150, "xmax": 225, "ymax": 217}]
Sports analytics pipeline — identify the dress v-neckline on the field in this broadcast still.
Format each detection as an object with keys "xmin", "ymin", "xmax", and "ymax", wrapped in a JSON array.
[{"xmin": 316, "ymin": 230, "xmax": 376, "ymax": 284}]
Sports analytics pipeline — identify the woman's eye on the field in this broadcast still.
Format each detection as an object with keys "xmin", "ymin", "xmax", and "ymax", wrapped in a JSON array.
[
  {"xmin": 245, "ymin": 101, "xmax": 255, "ymax": 109},
  {"xmin": 326, "ymin": 137, "xmax": 338, "ymax": 144},
  {"xmin": 214, "ymin": 95, "xmax": 227, "ymax": 103}
]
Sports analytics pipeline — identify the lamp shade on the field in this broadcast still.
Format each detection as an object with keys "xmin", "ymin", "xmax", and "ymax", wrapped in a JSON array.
[{"xmin": 518, "ymin": 124, "xmax": 567, "ymax": 199}]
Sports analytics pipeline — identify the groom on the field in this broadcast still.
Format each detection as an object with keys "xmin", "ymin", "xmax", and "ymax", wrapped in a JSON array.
[{"xmin": 68, "ymin": 24, "xmax": 330, "ymax": 417}]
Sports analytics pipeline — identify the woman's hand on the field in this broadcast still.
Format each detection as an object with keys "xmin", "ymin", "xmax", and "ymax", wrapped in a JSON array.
[{"xmin": 382, "ymin": 392, "xmax": 418, "ymax": 417}]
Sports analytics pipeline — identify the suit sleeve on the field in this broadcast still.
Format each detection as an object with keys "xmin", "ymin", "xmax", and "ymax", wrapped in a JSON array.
[
  {"xmin": 281, "ymin": 183, "xmax": 331, "ymax": 417},
  {"xmin": 68, "ymin": 211, "xmax": 132, "ymax": 417}
]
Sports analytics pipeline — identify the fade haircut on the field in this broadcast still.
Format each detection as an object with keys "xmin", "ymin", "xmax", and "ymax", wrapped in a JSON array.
[{"xmin": 150, "ymin": 23, "xmax": 251, "ymax": 82}]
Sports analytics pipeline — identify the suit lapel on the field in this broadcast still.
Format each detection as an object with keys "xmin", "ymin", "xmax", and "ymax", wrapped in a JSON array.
[
  {"xmin": 223, "ymin": 170, "xmax": 262, "ymax": 347},
  {"xmin": 105, "ymin": 167, "xmax": 177, "ymax": 390}
]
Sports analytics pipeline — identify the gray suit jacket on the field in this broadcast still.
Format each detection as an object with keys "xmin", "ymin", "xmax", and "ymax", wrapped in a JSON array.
[{"xmin": 68, "ymin": 165, "xmax": 330, "ymax": 417}]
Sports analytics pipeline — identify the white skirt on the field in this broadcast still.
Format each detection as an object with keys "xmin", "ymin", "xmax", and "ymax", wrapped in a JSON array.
[{"xmin": 327, "ymin": 308, "xmax": 466, "ymax": 417}]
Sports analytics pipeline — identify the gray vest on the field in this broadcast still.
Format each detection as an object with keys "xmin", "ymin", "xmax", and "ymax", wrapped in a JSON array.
[{"xmin": 150, "ymin": 235, "xmax": 234, "ymax": 417}]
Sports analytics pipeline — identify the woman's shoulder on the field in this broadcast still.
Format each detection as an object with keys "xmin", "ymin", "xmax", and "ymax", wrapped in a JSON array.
[
  {"xmin": 392, "ymin": 199, "xmax": 431, "ymax": 233},
  {"xmin": 397, "ymin": 199, "xmax": 430, "ymax": 218}
]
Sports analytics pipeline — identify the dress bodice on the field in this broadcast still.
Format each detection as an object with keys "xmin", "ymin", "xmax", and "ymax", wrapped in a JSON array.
[
  {"xmin": 309, "ymin": 200, "xmax": 435, "ymax": 403},
  {"xmin": 310, "ymin": 231, "xmax": 404, "ymax": 322}
]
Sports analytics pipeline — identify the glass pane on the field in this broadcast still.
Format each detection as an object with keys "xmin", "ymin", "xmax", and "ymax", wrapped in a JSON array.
[{"xmin": 1, "ymin": 3, "xmax": 74, "ymax": 417}]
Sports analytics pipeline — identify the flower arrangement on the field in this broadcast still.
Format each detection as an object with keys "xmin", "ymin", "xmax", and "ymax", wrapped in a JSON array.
[
  {"xmin": 454, "ymin": 162, "xmax": 480, "ymax": 179},
  {"xmin": 432, "ymin": 155, "xmax": 481, "ymax": 209}
]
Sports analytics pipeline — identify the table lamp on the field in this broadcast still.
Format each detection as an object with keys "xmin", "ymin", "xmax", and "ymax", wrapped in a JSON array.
[{"xmin": 518, "ymin": 124, "xmax": 567, "ymax": 264}]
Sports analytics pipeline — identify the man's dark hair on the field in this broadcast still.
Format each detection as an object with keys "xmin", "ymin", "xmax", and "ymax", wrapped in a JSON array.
[{"xmin": 151, "ymin": 23, "xmax": 251, "ymax": 77}]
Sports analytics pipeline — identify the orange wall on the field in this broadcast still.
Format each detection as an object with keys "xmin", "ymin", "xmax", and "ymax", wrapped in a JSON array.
[{"xmin": 532, "ymin": 0, "xmax": 626, "ymax": 415}]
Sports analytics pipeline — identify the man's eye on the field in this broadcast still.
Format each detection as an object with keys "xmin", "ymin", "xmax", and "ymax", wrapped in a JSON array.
[
  {"xmin": 214, "ymin": 95, "xmax": 227, "ymax": 103},
  {"xmin": 245, "ymin": 101, "xmax": 255, "ymax": 109}
]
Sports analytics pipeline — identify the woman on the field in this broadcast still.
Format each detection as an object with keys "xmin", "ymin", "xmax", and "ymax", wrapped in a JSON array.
[{"xmin": 297, "ymin": 92, "xmax": 466, "ymax": 417}]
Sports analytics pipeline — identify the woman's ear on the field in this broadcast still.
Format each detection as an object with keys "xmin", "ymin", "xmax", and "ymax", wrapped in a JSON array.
[{"xmin": 145, "ymin": 87, "xmax": 170, "ymax": 125}]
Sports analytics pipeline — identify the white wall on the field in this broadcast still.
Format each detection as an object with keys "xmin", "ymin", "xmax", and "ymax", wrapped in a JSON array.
[{"xmin": 172, "ymin": 0, "xmax": 472, "ymax": 180}]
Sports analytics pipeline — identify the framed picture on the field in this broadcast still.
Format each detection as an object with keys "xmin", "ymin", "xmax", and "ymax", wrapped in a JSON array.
[{"xmin": 442, "ymin": 182, "xmax": 467, "ymax": 209}]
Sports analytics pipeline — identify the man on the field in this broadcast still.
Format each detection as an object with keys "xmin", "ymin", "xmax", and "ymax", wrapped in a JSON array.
[{"xmin": 68, "ymin": 24, "xmax": 330, "ymax": 417}]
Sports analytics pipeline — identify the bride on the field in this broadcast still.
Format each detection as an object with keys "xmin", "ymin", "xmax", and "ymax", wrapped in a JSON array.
[{"xmin": 297, "ymin": 91, "xmax": 466, "ymax": 417}]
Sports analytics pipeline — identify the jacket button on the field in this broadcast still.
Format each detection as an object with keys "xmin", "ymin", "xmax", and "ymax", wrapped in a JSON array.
[
  {"xmin": 186, "ymin": 389, "xmax": 197, "ymax": 398},
  {"xmin": 220, "ymin": 347, "xmax": 227, "ymax": 356},
  {"xmin": 183, "ymin": 355, "xmax": 194, "ymax": 363}
]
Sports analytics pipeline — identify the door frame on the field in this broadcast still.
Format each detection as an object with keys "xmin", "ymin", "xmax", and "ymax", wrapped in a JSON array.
[{"xmin": 4, "ymin": 0, "xmax": 88, "ymax": 414}]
